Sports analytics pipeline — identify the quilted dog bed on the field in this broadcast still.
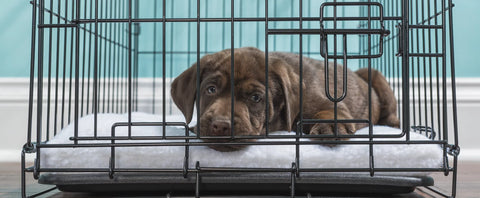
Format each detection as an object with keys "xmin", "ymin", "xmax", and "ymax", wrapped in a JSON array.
[
  {"xmin": 40, "ymin": 112, "xmax": 442, "ymax": 172},
  {"xmin": 38, "ymin": 112, "xmax": 443, "ymax": 194}
]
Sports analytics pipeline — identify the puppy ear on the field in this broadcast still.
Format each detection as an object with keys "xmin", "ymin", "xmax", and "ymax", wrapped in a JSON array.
[
  {"xmin": 271, "ymin": 59, "xmax": 302, "ymax": 132},
  {"xmin": 171, "ymin": 64, "xmax": 198, "ymax": 124}
]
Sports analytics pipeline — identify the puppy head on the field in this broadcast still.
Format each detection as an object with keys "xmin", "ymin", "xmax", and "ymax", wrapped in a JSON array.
[{"xmin": 171, "ymin": 47, "xmax": 301, "ymax": 151}]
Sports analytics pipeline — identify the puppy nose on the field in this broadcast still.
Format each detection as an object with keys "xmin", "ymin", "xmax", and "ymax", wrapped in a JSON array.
[{"xmin": 211, "ymin": 121, "xmax": 231, "ymax": 136}]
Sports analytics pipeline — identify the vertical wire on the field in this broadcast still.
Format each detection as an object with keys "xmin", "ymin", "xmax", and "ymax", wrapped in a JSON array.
[
  {"xmin": 81, "ymin": 0, "xmax": 87, "ymax": 117},
  {"xmin": 100, "ymin": 0, "xmax": 105, "ymax": 113},
  {"xmin": 128, "ymin": 0, "xmax": 133, "ymax": 139},
  {"xmin": 21, "ymin": 149, "xmax": 27, "ymax": 197},
  {"xmin": 372, "ymin": 2, "xmax": 376, "ymax": 72},
  {"xmin": 187, "ymin": 0, "xmax": 192, "ymax": 73},
  {"xmin": 402, "ymin": 0, "xmax": 412, "ymax": 139},
  {"xmin": 405, "ymin": 0, "xmax": 416, "ymax": 127},
  {"xmin": 118, "ymin": 0, "xmax": 123, "ymax": 113},
  {"xmin": 382, "ymin": 0, "xmax": 388, "ymax": 80},
  {"xmin": 133, "ymin": 0, "xmax": 140, "ymax": 112},
  {"xmin": 256, "ymin": 0, "xmax": 260, "ymax": 48},
  {"xmin": 68, "ymin": 0, "xmax": 75, "ymax": 124},
  {"xmin": 119, "ymin": 0, "xmax": 123, "ymax": 114},
  {"xmin": 382, "ymin": 0, "xmax": 388, "ymax": 81},
  {"xmin": 46, "ymin": 0, "xmax": 53, "ymax": 141},
  {"xmin": 289, "ymin": 0, "xmax": 294, "ymax": 52},
  {"xmin": 183, "ymin": 0, "xmax": 191, "ymax": 176},
  {"xmin": 387, "ymin": 0, "xmax": 392, "ymax": 85},
  {"xmin": 87, "ymin": 0, "xmax": 93, "ymax": 115},
  {"xmin": 439, "ymin": 0, "xmax": 449, "ymax": 177},
  {"xmin": 307, "ymin": 0, "xmax": 311, "ymax": 57},
  {"xmin": 373, "ymin": 3, "xmax": 379, "ymax": 71},
  {"xmin": 126, "ymin": 2, "xmax": 129, "ymax": 112},
  {"xmin": 396, "ymin": 0, "xmax": 401, "ymax": 124},
  {"xmin": 434, "ymin": 0, "xmax": 441, "ymax": 139},
  {"xmin": 36, "ymin": 0, "xmax": 45, "ymax": 174},
  {"xmin": 125, "ymin": 0, "xmax": 129, "ymax": 113},
  {"xmin": 106, "ymin": 0, "xmax": 112, "ymax": 113},
  {"xmin": 106, "ymin": 0, "xmax": 113, "ymax": 113},
  {"xmin": 163, "ymin": 0, "xmax": 167, "ymax": 138},
  {"xmin": 448, "ymin": 0, "xmax": 459, "ymax": 154},
  {"xmin": 98, "ymin": 0, "xmax": 103, "ymax": 115},
  {"xmin": 222, "ymin": 0, "xmax": 226, "ymax": 49},
  {"xmin": 196, "ymin": 0, "xmax": 201, "ymax": 138},
  {"xmin": 168, "ymin": 0, "xmax": 174, "ymax": 115},
  {"xmin": 230, "ymin": 0, "xmax": 235, "ymax": 138},
  {"xmin": 428, "ymin": 0, "xmax": 435, "ymax": 136},
  {"xmin": 93, "ymin": 0, "xmax": 99, "ymax": 138},
  {"xmin": 239, "ymin": 0, "xmax": 242, "ymax": 46},
  {"xmin": 410, "ymin": 0, "xmax": 416, "ymax": 130},
  {"xmin": 422, "ymin": 0, "xmax": 429, "ymax": 132},
  {"xmin": 441, "ymin": 0, "xmax": 448, "ymax": 152},
  {"xmin": 296, "ymin": 0, "xmax": 303, "ymax": 177},
  {"xmin": 415, "ymin": 0, "xmax": 422, "ymax": 130},
  {"xmin": 108, "ymin": 1, "xmax": 118, "ymax": 113},
  {"xmin": 109, "ymin": 0, "xmax": 118, "ymax": 173},
  {"xmin": 102, "ymin": 1, "xmax": 108, "ymax": 114},
  {"xmin": 392, "ymin": 1, "xmax": 402, "ymax": 126},
  {"xmin": 74, "ymin": 0, "xmax": 80, "ymax": 144},
  {"xmin": 380, "ymin": 4, "xmax": 383, "ymax": 73},
  {"xmin": 114, "ymin": 0, "xmax": 119, "ymax": 113},
  {"xmin": 447, "ymin": 0, "xmax": 459, "ymax": 196},
  {"xmin": 138, "ymin": 2, "xmax": 145, "ymax": 113},
  {"xmin": 367, "ymin": 0, "xmax": 375, "ymax": 177},
  {"xmin": 362, "ymin": 4, "xmax": 366, "ymax": 68},
  {"xmin": 359, "ymin": 3, "xmax": 364, "ymax": 68},
  {"xmin": 333, "ymin": 0, "xmax": 338, "ymax": 137},
  {"xmin": 321, "ymin": 4, "xmax": 330, "ymax": 141},
  {"xmin": 137, "ymin": 1, "xmax": 141, "ymax": 112},
  {"xmin": 54, "ymin": 0, "xmax": 61, "ymax": 135},
  {"xmin": 120, "ymin": 0, "xmax": 124, "ymax": 113},
  {"xmin": 204, "ymin": 0, "xmax": 208, "ymax": 53},
  {"xmin": 27, "ymin": 0, "xmax": 38, "ymax": 148},
  {"xmin": 130, "ymin": 0, "xmax": 134, "ymax": 112},
  {"xmin": 61, "ymin": 0, "xmax": 68, "ymax": 129},
  {"xmin": 273, "ymin": 0, "xmax": 276, "ymax": 51},
  {"xmin": 123, "ymin": 0, "xmax": 130, "ymax": 113},
  {"xmin": 153, "ymin": 0, "xmax": 158, "ymax": 114},
  {"xmin": 86, "ymin": 0, "xmax": 93, "ymax": 116},
  {"xmin": 264, "ymin": 0, "xmax": 269, "ymax": 136}
]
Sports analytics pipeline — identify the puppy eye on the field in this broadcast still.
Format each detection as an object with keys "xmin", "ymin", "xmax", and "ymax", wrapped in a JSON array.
[
  {"xmin": 207, "ymin": 86, "xmax": 217, "ymax": 94},
  {"xmin": 250, "ymin": 94, "xmax": 262, "ymax": 103}
]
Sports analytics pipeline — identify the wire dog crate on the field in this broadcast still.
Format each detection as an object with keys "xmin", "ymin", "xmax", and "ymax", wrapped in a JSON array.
[{"xmin": 22, "ymin": 0, "xmax": 459, "ymax": 197}]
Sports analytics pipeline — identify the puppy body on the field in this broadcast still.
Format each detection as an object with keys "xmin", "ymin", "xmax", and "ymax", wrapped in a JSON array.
[
  {"xmin": 171, "ymin": 47, "xmax": 399, "ymax": 151},
  {"xmin": 271, "ymin": 52, "xmax": 399, "ymax": 133}
]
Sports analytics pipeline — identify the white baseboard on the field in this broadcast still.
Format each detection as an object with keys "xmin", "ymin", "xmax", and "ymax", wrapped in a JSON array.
[
  {"xmin": 459, "ymin": 149, "xmax": 480, "ymax": 161},
  {"xmin": 0, "ymin": 149, "xmax": 35, "ymax": 162}
]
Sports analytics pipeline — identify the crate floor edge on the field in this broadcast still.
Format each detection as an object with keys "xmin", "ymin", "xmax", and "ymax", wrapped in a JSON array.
[{"xmin": 38, "ymin": 172, "xmax": 434, "ymax": 195}]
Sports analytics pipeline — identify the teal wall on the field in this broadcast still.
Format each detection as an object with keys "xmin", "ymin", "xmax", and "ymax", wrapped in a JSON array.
[
  {"xmin": 453, "ymin": 0, "xmax": 480, "ymax": 77},
  {"xmin": 1, "ymin": 0, "xmax": 479, "ymax": 77},
  {"xmin": 0, "ymin": 2, "xmax": 32, "ymax": 77}
]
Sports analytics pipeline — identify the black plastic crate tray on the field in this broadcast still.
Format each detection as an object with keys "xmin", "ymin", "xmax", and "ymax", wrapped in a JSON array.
[{"xmin": 39, "ymin": 172, "xmax": 434, "ymax": 196}]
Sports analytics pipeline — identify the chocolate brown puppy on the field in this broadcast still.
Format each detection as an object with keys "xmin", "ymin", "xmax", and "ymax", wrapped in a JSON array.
[{"xmin": 171, "ymin": 47, "xmax": 399, "ymax": 151}]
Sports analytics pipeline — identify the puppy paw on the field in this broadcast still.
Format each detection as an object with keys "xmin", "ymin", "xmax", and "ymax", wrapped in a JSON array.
[
  {"xmin": 308, "ymin": 122, "xmax": 356, "ymax": 146},
  {"xmin": 309, "ymin": 122, "xmax": 356, "ymax": 136}
]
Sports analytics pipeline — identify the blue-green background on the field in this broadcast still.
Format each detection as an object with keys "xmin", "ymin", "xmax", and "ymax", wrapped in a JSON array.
[{"xmin": 1, "ymin": 0, "xmax": 478, "ymax": 77}]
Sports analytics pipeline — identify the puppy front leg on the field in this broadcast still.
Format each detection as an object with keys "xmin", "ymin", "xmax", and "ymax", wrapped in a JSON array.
[{"xmin": 308, "ymin": 109, "xmax": 356, "ymax": 140}]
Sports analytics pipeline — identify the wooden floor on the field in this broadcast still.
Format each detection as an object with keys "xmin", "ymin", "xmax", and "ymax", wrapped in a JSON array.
[{"xmin": 1, "ymin": 161, "xmax": 479, "ymax": 198}]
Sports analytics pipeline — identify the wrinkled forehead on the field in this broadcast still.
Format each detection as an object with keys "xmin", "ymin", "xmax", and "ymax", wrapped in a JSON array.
[{"xmin": 200, "ymin": 49, "xmax": 267, "ymax": 82}]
